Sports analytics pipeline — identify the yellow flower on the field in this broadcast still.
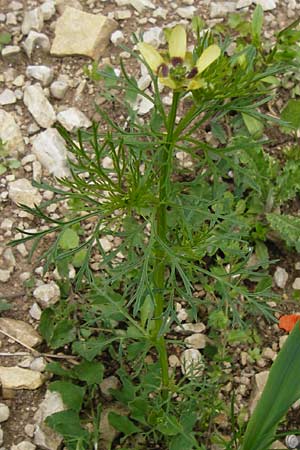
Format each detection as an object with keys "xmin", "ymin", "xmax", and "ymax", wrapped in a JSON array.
[{"xmin": 138, "ymin": 25, "xmax": 221, "ymax": 91}]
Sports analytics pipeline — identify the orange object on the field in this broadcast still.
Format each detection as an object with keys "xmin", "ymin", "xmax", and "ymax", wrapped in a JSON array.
[{"xmin": 279, "ymin": 314, "xmax": 300, "ymax": 332}]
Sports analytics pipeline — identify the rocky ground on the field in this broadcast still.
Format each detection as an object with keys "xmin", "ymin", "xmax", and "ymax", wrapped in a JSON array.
[{"xmin": 0, "ymin": 0, "xmax": 300, "ymax": 449}]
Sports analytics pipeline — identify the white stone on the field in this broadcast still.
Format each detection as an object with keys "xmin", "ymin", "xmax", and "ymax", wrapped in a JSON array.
[
  {"xmin": 0, "ymin": 89, "xmax": 16, "ymax": 106},
  {"xmin": 137, "ymin": 74, "xmax": 151, "ymax": 91},
  {"xmin": 293, "ymin": 278, "xmax": 300, "ymax": 290},
  {"xmin": 184, "ymin": 334, "xmax": 206, "ymax": 349},
  {"xmin": 50, "ymin": 80, "xmax": 69, "ymax": 99},
  {"xmin": 22, "ymin": 31, "xmax": 50, "ymax": 58},
  {"xmin": 249, "ymin": 370, "xmax": 269, "ymax": 414},
  {"xmin": 177, "ymin": 322, "xmax": 206, "ymax": 333},
  {"xmin": 22, "ymin": 8, "xmax": 44, "ymax": 35},
  {"xmin": 51, "ymin": 7, "xmax": 117, "ymax": 60},
  {"xmin": 57, "ymin": 107, "xmax": 91, "ymax": 132},
  {"xmin": 279, "ymin": 335, "xmax": 288, "ymax": 349},
  {"xmin": 26, "ymin": 65, "xmax": 54, "ymax": 86},
  {"xmin": 116, "ymin": 0, "xmax": 155, "ymax": 13},
  {"xmin": 55, "ymin": 0, "xmax": 83, "ymax": 14},
  {"xmin": 32, "ymin": 128, "xmax": 70, "ymax": 177},
  {"xmin": 0, "ymin": 428, "xmax": 3, "ymax": 446},
  {"xmin": 168, "ymin": 354, "xmax": 180, "ymax": 368},
  {"xmin": 177, "ymin": 6, "xmax": 197, "ymax": 19},
  {"xmin": 153, "ymin": 7, "xmax": 167, "ymax": 19},
  {"xmin": 115, "ymin": 10, "xmax": 132, "ymax": 19},
  {"xmin": 274, "ymin": 267, "xmax": 288, "ymax": 289},
  {"xmin": 180, "ymin": 349, "xmax": 204, "ymax": 378},
  {"xmin": 111, "ymin": 30, "xmax": 125, "ymax": 45},
  {"xmin": 1, "ymin": 45, "xmax": 21, "ymax": 58},
  {"xmin": 0, "ymin": 110, "xmax": 24, "ymax": 155},
  {"xmin": 33, "ymin": 282, "xmax": 60, "ymax": 308},
  {"xmin": 10, "ymin": 1, "xmax": 23, "ymax": 10},
  {"xmin": 100, "ymin": 376, "xmax": 120, "ymax": 398},
  {"xmin": 33, "ymin": 390, "xmax": 65, "ymax": 450},
  {"xmin": 0, "ymin": 366, "xmax": 45, "ymax": 390},
  {"xmin": 236, "ymin": 0, "xmax": 252, "ymax": 7},
  {"xmin": 262, "ymin": 347, "xmax": 277, "ymax": 361},
  {"xmin": 23, "ymin": 84, "xmax": 56, "ymax": 128},
  {"xmin": 11, "ymin": 441, "xmax": 36, "ymax": 450},
  {"xmin": 143, "ymin": 27, "xmax": 165, "ymax": 48},
  {"xmin": 40, "ymin": 1, "xmax": 56, "ymax": 20},
  {"xmin": 13, "ymin": 75, "xmax": 25, "ymax": 87},
  {"xmin": 102, "ymin": 156, "xmax": 114, "ymax": 169},
  {"xmin": 29, "ymin": 303, "xmax": 42, "ymax": 321},
  {"xmin": 99, "ymin": 237, "xmax": 113, "ymax": 252},
  {"xmin": 8, "ymin": 178, "xmax": 42, "ymax": 207},
  {"xmin": 0, "ymin": 403, "xmax": 9, "ymax": 423},
  {"xmin": 210, "ymin": 2, "xmax": 236, "ymax": 17},
  {"xmin": 30, "ymin": 357, "xmax": 46, "ymax": 372},
  {"xmin": 0, "ymin": 318, "xmax": 42, "ymax": 348},
  {"xmin": 4, "ymin": 248, "xmax": 16, "ymax": 269},
  {"xmin": 136, "ymin": 96, "xmax": 154, "ymax": 116},
  {"xmin": 6, "ymin": 12, "xmax": 17, "ymax": 25},
  {"xmin": 254, "ymin": 0, "xmax": 277, "ymax": 10},
  {"xmin": 0, "ymin": 270, "xmax": 10, "ymax": 282}
]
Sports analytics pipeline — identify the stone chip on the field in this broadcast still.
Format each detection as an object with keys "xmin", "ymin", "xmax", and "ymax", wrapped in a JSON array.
[
  {"xmin": 51, "ymin": 7, "xmax": 117, "ymax": 60},
  {"xmin": 0, "ymin": 367, "xmax": 45, "ymax": 390},
  {"xmin": 0, "ymin": 318, "xmax": 42, "ymax": 348}
]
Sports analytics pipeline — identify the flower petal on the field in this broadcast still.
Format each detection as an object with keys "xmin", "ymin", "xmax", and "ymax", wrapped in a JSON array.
[
  {"xmin": 187, "ymin": 78, "xmax": 206, "ymax": 90},
  {"xmin": 169, "ymin": 25, "xmax": 186, "ymax": 60},
  {"xmin": 138, "ymin": 42, "xmax": 164, "ymax": 72},
  {"xmin": 279, "ymin": 314, "xmax": 300, "ymax": 332},
  {"xmin": 196, "ymin": 44, "xmax": 221, "ymax": 74},
  {"xmin": 158, "ymin": 77, "xmax": 177, "ymax": 90}
]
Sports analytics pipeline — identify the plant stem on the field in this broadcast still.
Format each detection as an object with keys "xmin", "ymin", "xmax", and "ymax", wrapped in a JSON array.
[{"xmin": 153, "ymin": 91, "xmax": 180, "ymax": 398}]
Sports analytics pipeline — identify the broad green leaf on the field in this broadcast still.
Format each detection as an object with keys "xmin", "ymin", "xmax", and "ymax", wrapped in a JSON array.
[
  {"xmin": 73, "ymin": 360, "xmax": 104, "ymax": 385},
  {"xmin": 170, "ymin": 434, "xmax": 195, "ymax": 450},
  {"xmin": 50, "ymin": 319, "xmax": 76, "ymax": 349},
  {"xmin": 46, "ymin": 410, "xmax": 89, "ymax": 444},
  {"xmin": 242, "ymin": 113, "xmax": 264, "ymax": 138},
  {"xmin": 251, "ymin": 5, "xmax": 263, "ymax": 45},
  {"xmin": 59, "ymin": 228, "xmax": 79, "ymax": 250},
  {"xmin": 242, "ymin": 324, "xmax": 300, "ymax": 450},
  {"xmin": 108, "ymin": 412, "xmax": 140, "ymax": 436},
  {"xmin": 49, "ymin": 381, "xmax": 85, "ymax": 412},
  {"xmin": 156, "ymin": 415, "xmax": 182, "ymax": 436},
  {"xmin": 140, "ymin": 295, "xmax": 153, "ymax": 328},
  {"xmin": 7, "ymin": 159, "xmax": 21, "ymax": 169},
  {"xmin": 0, "ymin": 32, "xmax": 11, "ymax": 45},
  {"xmin": 46, "ymin": 362, "xmax": 73, "ymax": 378},
  {"xmin": 72, "ymin": 336, "xmax": 115, "ymax": 361},
  {"xmin": 0, "ymin": 164, "xmax": 7, "ymax": 175},
  {"xmin": 0, "ymin": 299, "xmax": 11, "ymax": 312},
  {"xmin": 281, "ymin": 99, "xmax": 300, "ymax": 129},
  {"xmin": 39, "ymin": 308, "xmax": 55, "ymax": 343},
  {"xmin": 72, "ymin": 249, "xmax": 87, "ymax": 268}
]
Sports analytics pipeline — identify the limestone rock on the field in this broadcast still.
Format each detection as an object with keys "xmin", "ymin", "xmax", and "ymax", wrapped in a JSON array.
[
  {"xmin": 249, "ymin": 370, "xmax": 269, "ymax": 414},
  {"xmin": 40, "ymin": 1, "xmax": 56, "ymax": 21},
  {"xmin": 100, "ymin": 376, "xmax": 120, "ymax": 399},
  {"xmin": 29, "ymin": 303, "xmax": 42, "ymax": 321},
  {"xmin": 0, "ymin": 89, "xmax": 16, "ymax": 105},
  {"xmin": 180, "ymin": 349, "xmax": 204, "ymax": 378},
  {"xmin": 175, "ymin": 322, "xmax": 206, "ymax": 334},
  {"xmin": 57, "ymin": 107, "xmax": 91, "ymax": 132},
  {"xmin": 23, "ymin": 84, "xmax": 56, "ymax": 128},
  {"xmin": 0, "ymin": 109, "xmax": 24, "ymax": 155},
  {"xmin": 116, "ymin": 0, "xmax": 155, "ymax": 13},
  {"xmin": 32, "ymin": 128, "xmax": 70, "ymax": 177},
  {"xmin": 0, "ymin": 318, "xmax": 42, "ymax": 348},
  {"xmin": 51, "ymin": 7, "xmax": 117, "ymax": 60},
  {"xmin": 11, "ymin": 441, "xmax": 36, "ymax": 450},
  {"xmin": 55, "ymin": 0, "xmax": 83, "ymax": 14},
  {"xmin": 184, "ymin": 334, "xmax": 206, "ymax": 349},
  {"xmin": 0, "ymin": 270, "xmax": 10, "ymax": 282},
  {"xmin": 177, "ymin": 6, "xmax": 197, "ymax": 19},
  {"xmin": 0, "ymin": 403, "xmax": 9, "ymax": 422},
  {"xmin": 292, "ymin": 278, "xmax": 300, "ymax": 290},
  {"xmin": 143, "ymin": 27, "xmax": 165, "ymax": 48},
  {"xmin": 0, "ymin": 367, "xmax": 45, "ymax": 390},
  {"xmin": 50, "ymin": 80, "xmax": 69, "ymax": 99},
  {"xmin": 33, "ymin": 281, "xmax": 60, "ymax": 307},
  {"xmin": 33, "ymin": 390, "xmax": 65, "ymax": 450},
  {"xmin": 210, "ymin": 2, "xmax": 236, "ymax": 17},
  {"xmin": 22, "ymin": 8, "xmax": 44, "ymax": 35},
  {"xmin": 99, "ymin": 404, "xmax": 129, "ymax": 448},
  {"xmin": 254, "ymin": 0, "xmax": 277, "ymax": 10},
  {"xmin": 8, "ymin": 178, "xmax": 42, "ymax": 207},
  {"xmin": 1, "ymin": 45, "xmax": 21, "ymax": 58},
  {"xmin": 22, "ymin": 31, "xmax": 50, "ymax": 58},
  {"xmin": 26, "ymin": 66, "xmax": 54, "ymax": 86},
  {"xmin": 274, "ymin": 266, "xmax": 288, "ymax": 289}
]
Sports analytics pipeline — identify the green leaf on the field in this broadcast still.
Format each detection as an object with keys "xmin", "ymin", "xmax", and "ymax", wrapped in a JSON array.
[
  {"xmin": 7, "ymin": 159, "xmax": 21, "ymax": 169},
  {"xmin": 156, "ymin": 415, "xmax": 182, "ymax": 436},
  {"xmin": 72, "ymin": 336, "xmax": 114, "ymax": 361},
  {"xmin": 0, "ymin": 164, "xmax": 7, "ymax": 175},
  {"xmin": 0, "ymin": 299, "xmax": 11, "ymax": 312},
  {"xmin": 0, "ymin": 32, "xmax": 11, "ymax": 45},
  {"xmin": 39, "ymin": 308, "xmax": 55, "ymax": 343},
  {"xmin": 46, "ymin": 362, "xmax": 73, "ymax": 378},
  {"xmin": 72, "ymin": 249, "xmax": 87, "ymax": 268},
  {"xmin": 49, "ymin": 381, "xmax": 85, "ymax": 412},
  {"xmin": 242, "ymin": 324, "xmax": 300, "ymax": 450},
  {"xmin": 267, "ymin": 213, "xmax": 300, "ymax": 251},
  {"xmin": 281, "ymin": 99, "xmax": 300, "ymax": 130},
  {"xmin": 170, "ymin": 434, "xmax": 195, "ymax": 450},
  {"xmin": 46, "ymin": 410, "xmax": 90, "ymax": 444},
  {"xmin": 140, "ymin": 295, "xmax": 153, "ymax": 328},
  {"xmin": 242, "ymin": 113, "xmax": 264, "ymax": 138},
  {"xmin": 108, "ymin": 412, "xmax": 140, "ymax": 436},
  {"xmin": 73, "ymin": 360, "xmax": 104, "ymax": 385},
  {"xmin": 211, "ymin": 121, "xmax": 227, "ymax": 144},
  {"xmin": 50, "ymin": 320, "xmax": 76, "ymax": 349},
  {"xmin": 251, "ymin": 5, "xmax": 263, "ymax": 45},
  {"xmin": 59, "ymin": 228, "xmax": 79, "ymax": 250}
]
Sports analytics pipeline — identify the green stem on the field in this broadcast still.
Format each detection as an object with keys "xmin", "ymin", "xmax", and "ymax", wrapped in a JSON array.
[{"xmin": 153, "ymin": 91, "xmax": 180, "ymax": 398}]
